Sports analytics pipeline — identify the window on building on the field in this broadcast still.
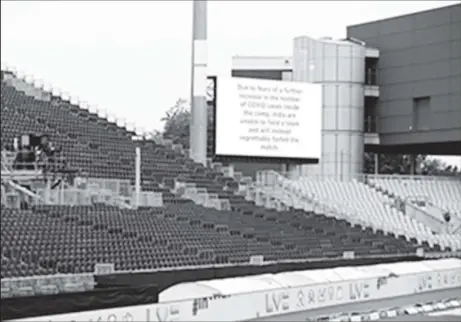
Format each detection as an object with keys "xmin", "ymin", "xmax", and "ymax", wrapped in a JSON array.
[
  {"xmin": 412, "ymin": 96, "xmax": 431, "ymax": 130},
  {"xmin": 364, "ymin": 97, "xmax": 378, "ymax": 133}
]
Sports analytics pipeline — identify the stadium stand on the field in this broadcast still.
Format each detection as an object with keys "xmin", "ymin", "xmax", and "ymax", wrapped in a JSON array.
[
  {"xmin": 253, "ymin": 172, "xmax": 461, "ymax": 251},
  {"xmin": 368, "ymin": 176, "xmax": 461, "ymax": 221},
  {"xmin": 1, "ymin": 68, "xmax": 460, "ymax": 314}
]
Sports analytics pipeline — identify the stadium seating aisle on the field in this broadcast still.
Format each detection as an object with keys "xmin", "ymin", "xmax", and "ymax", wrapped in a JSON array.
[{"xmin": 0, "ymin": 69, "xmax": 454, "ymax": 298}]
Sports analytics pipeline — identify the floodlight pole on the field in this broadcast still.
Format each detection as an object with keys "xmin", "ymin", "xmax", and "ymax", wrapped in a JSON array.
[{"xmin": 189, "ymin": 0, "xmax": 208, "ymax": 166}]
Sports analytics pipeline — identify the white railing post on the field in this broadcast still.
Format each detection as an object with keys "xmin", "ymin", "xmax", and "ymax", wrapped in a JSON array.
[{"xmin": 135, "ymin": 146, "xmax": 141, "ymax": 209}]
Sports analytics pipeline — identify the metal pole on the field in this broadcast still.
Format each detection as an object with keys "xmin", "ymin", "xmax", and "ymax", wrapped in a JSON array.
[
  {"xmin": 410, "ymin": 154, "xmax": 415, "ymax": 175},
  {"xmin": 340, "ymin": 150, "xmax": 344, "ymax": 182},
  {"xmin": 374, "ymin": 153, "xmax": 379, "ymax": 174},
  {"xmin": 189, "ymin": 0, "xmax": 208, "ymax": 166},
  {"xmin": 135, "ymin": 146, "xmax": 141, "ymax": 208}
]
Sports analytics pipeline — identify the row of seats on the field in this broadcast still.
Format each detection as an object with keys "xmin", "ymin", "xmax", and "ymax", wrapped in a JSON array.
[{"xmin": 1, "ymin": 202, "xmax": 421, "ymax": 280}]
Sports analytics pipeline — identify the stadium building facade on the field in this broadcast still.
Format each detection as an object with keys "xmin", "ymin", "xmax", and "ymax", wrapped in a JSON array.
[{"xmin": 226, "ymin": 3, "xmax": 461, "ymax": 179}]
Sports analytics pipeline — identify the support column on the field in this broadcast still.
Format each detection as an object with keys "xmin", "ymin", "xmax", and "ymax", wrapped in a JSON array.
[
  {"xmin": 189, "ymin": 0, "xmax": 208, "ymax": 165},
  {"xmin": 410, "ymin": 154, "xmax": 415, "ymax": 175},
  {"xmin": 374, "ymin": 153, "xmax": 379, "ymax": 174}
]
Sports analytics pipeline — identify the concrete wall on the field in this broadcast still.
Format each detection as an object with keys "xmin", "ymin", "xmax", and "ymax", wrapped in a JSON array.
[{"xmin": 347, "ymin": 4, "xmax": 461, "ymax": 145}]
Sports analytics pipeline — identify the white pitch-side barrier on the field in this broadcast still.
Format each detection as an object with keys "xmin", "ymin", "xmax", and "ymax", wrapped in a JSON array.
[{"xmin": 12, "ymin": 258, "xmax": 461, "ymax": 322}]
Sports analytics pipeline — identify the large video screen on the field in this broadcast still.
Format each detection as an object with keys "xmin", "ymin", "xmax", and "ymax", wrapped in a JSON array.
[{"xmin": 214, "ymin": 76, "xmax": 322, "ymax": 161}]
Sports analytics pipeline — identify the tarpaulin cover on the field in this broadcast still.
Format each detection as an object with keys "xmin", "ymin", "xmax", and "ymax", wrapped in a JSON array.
[
  {"xmin": 96, "ymin": 271, "xmax": 161, "ymax": 288},
  {"xmin": 1, "ymin": 284, "xmax": 158, "ymax": 321}
]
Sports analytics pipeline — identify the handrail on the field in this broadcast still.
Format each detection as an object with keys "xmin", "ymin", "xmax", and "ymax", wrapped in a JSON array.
[
  {"xmin": 404, "ymin": 196, "xmax": 461, "ymax": 233},
  {"xmin": 403, "ymin": 196, "xmax": 445, "ymax": 226},
  {"xmin": 7, "ymin": 180, "xmax": 42, "ymax": 200},
  {"xmin": 453, "ymin": 224, "xmax": 461, "ymax": 235}
]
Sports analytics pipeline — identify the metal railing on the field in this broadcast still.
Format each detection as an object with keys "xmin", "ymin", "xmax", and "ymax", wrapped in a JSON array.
[
  {"xmin": 364, "ymin": 115, "xmax": 378, "ymax": 133},
  {"xmin": 365, "ymin": 68, "xmax": 378, "ymax": 86},
  {"xmin": 1, "ymin": 150, "xmax": 69, "ymax": 174}
]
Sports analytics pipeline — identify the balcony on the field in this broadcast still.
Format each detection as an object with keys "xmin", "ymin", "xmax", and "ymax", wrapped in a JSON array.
[
  {"xmin": 364, "ymin": 116, "xmax": 380, "ymax": 145},
  {"xmin": 365, "ymin": 47, "xmax": 380, "ymax": 59},
  {"xmin": 364, "ymin": 68, "xmax": 379, "ymax": 97}
]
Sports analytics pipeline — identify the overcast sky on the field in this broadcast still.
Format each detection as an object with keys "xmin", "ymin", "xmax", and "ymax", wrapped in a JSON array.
[{"xmin": 1, "ymin": 1, "xmax": 460, "ymax": 166}]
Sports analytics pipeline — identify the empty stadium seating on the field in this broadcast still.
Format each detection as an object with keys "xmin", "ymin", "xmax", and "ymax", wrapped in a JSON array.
[
  {"xmin": 1, "ymin": 69, "xmax": 458, "ymax": 298},
  {"xmin": 369, "ymin": 176, "xmax": 461, "ymax": 217},
  {"xmin": 254, "ymin": 172, "xmax": 461, "ymax": 251},
  {"xmin": 1, "ymin": 200, "xmax": 422, "ymax": 278}
]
